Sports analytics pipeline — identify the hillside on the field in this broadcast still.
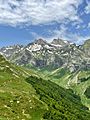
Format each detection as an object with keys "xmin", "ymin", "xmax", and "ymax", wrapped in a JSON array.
[
  {"xmin": 0, "ymin": 38, "xmax": 90, "ymax": 119},
  {"xmin": 0, "ymin": 54, "xmax": 47, "ymax": 120},
  {"xmin": 0, "ymin": 54, "xmax": 90, "ymax": 119},
  {"xmin": 0, "ymin": 39, "xmax": 90, "ymax": 108},
  {"xmin": 34, "ymin": 67, "xmax": 90, "ymax": 109},
  {"xmin": 26, "ymin": 76, "xmax": 90, "ymax": 120}
]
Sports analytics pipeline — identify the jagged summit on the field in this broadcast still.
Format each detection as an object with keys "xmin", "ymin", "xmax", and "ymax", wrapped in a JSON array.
[
  {"xmin": 83, "ymin": 39, "xmax": 90, "ymax": 49},
  {"xmin": 0, "ymin": 44, "xmax": 23, "ymax": 58},
  {"xmin": 82, "ymin": 39, "xmax": 90, "ymax": 56},
  {"xmin": 27, "ymin": 38, "xmax": 70, "ymax": 47},
  {"xmin": 26, "ymin": 38, "xmax": 48, "ymax": 48},
  {"xmin": 51, "ymin": 38, "xmax": 70, "ymax": 46},
  {"xmin": 34, "ymin": 38, "xmax": 48, "ymax": 45},
  {"xmin": 0, "ymin": 38, "xmax": 90, "ymax": 72}
]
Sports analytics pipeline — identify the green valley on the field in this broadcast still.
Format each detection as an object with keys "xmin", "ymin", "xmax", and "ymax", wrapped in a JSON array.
[{"xmin": 0, "ymin": 39, "xmax": 90, "ymax": 120}]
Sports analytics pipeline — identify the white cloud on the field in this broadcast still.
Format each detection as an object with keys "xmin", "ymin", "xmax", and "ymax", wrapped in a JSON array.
[
  {"xmin": 85, "ymin": 0, "xmax": 90, "ymax": 14},
  {"xmin": 0, "ymin": 0, "xmax": 83, "ymax": 26},
  {"xmin": 34, "ymin": 24, "xmax": 90, "ymax": 45},
  {"xmin": 88, "ymin": 22, "xmax": 90, "ymax": 28}
]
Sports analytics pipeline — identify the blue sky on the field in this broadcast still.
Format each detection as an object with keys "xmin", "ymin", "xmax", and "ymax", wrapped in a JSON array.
[{"xmin": 0, "ymin": 0, "xmax": 90, "ymax": 47}]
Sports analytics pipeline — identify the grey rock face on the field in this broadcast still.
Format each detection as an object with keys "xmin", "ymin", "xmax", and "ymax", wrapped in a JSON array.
[
  {"xmin": 0, "ymin": 45, "xmax": 23, "ymax": 59},
  {"xmin": 0, "ymin": 39, "xmax": 90, "ymax": 72}
]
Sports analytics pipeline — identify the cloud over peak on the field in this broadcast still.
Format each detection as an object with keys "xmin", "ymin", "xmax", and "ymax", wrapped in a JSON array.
[{"xmin": 0, "ymin": 0, "xmax": 83, "ymax": 26}]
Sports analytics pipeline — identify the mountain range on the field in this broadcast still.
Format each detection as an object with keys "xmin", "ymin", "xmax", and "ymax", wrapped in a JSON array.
[
  {"xmin": 0, "ymin": 38, "xmax": 90, "ymax": 72},
  {"xmin": 0, "ymin": 38, "xmax": 90, "ymax": 119}
]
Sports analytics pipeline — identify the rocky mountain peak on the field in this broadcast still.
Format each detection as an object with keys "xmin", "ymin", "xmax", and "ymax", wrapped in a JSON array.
[
  {"xmin": 83, "ymin": 39, "xmax": 90, "ymax": 48},
  {"xmin": 82, "ymin": 39, "xmax": 90, "ymax": 56},
  {"xmin": 34, "ymin": 39, "xmax": 47, "ymax": 45},
  {"xmin": 0, "ymin": 44, "xmax": 23, "ymax": 59},
  {"xmin": 51, "ymin": 38, "xmax": 70, "ymax": 46},
  {"xmin": 26, "ymin": 39, "xmax": 48, "ymax": 48}
]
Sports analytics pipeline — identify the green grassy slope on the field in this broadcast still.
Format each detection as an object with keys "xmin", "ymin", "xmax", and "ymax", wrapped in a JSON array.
[
  {"xmin": 70, "ymin": 70, "xmax": 90, "ymax": 109},
  {"xmin": 0, "ymin": 55, "xmax": 47, "ymax": 120},
  {"xmin": 36, "ymin": 67, "xmax": 90, "ymax": 110},
  {"xmin": 20, "ymin": 68, "xmax": 90, "ymax": 113},
  {"xmin": 26, "ymin": 76, "xmax": 90, "ymax": 120},
  {"xmin": 1, "ymin": 54, "xmax": 90, "ymax": 120}
]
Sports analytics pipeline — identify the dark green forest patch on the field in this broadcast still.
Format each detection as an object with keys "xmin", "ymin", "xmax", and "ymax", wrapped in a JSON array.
[
  {"xmin": 84, "ymin": 87, "xmax": 90, "ymax": 99},
  {"xmin": 26, "ymin": 76, "xmax": 90, "ymax": 120}
]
